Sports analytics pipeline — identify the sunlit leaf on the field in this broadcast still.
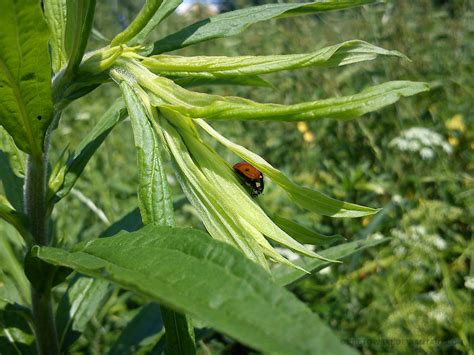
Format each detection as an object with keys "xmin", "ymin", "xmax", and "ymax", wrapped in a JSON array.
[
  {"xmin": 43, "ymin": 0, "xmax": 68, "ymax": 73},
  {"xmin": 111, "ymin": 0, "xmax": 164, "ymax": 46},
  {"xmin": 56, "ymin": 276, "xmax": 110, "ymax": 350},
  {"xmin": 0, "ymin": 0, "xmax": 53, "ymax": 156},
  {"xmin": 152, "ymin": 0, "xmax": 375, "ymax": 53},
  {"xmin": 196, "ymin": 119, "xmax": 378, "ymax": 217},
  {"xmin": 34, "ymin": 224, "xmax": 357, "ymax": 354},
  {"xmin": 273, "ymin": 238, "xmax": 390, "ymax": 286},
  {"xmin": 143, "ymin": 40, "xmax": 406, "ymax": 78}
]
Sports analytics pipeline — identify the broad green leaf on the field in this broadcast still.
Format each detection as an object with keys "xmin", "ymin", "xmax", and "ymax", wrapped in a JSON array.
[
  {"xmin": 119, "ymin": 83, "xmax": 175, "ymax": 226},
  {"xmin": 108, "ymin": 303, "xmax": 164, "ymax": 355},
  {"xmin": 151, "ymin": 0, "xmax": 375, "ymax": 54},
  {"xmin": 143, "ymin": 40, "xmax": 405, "ymax": 78},
  {"xmin": 273, "ymin": 238, "xmax": 390, "ymax": 286},
  {"xmin": 196, "ymin": 119, "xmax": 378, "ymax": 218},
  {"xmin": 272, "ymin": 215, "xmax": 345, "ymax": 246},
  {"xmin": 34, "ymin": 225, "xmax": 357, "ymax": 355},
  {"xmin": 131, "ymin": 0, "xmax": 184, "ymax": 46},
  {"xmin": 56, "ymin": 276, "xmax": 110, "ymax": 350},
  {"xmin": 0, "ymin": 197, "xmax": 31, "ymax": 244},
  {"xmin": 64, "ymin": 0, "xmax": 96, "ymax": 78},
  {"xmin": 0, "ymin": 0, "xmax": 53, "ymax": 156},
  {"xmin": 49, "ymin": 99, "xmax": 127, "ymax": 202},
  {"xmin": 111, "ymin": 0, "xmax": 164, "ymax": 46},
  {"xmin": 43, "ymin": 0, "xmax": 68, "ymax": 73}
]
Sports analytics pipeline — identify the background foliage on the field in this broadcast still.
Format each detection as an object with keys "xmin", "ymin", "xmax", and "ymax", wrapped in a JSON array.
[{"xmin": 1, "ymin": 0, "xmax": 472, "ymax": 353}]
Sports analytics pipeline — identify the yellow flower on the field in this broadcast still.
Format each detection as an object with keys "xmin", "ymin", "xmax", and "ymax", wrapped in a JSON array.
[
  {"xmin": 303, "ymin": 131, "xmax": 315, "ymax": 143},
  {"xmin": 297, "ymin": 121, "xmax": 309, "ymax": 133},
  {"xmin": 445, "ymin": 114, "xmax": 465, "ymax": 132},
  {"xmin": 448, "ymin": 136, "xmax": 459, "ymax": 147}
]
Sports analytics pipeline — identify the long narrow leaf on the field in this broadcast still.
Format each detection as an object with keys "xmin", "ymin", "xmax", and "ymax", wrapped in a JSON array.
[
  {"xmin": 0, "ymin": 151, "xmax": 24, "ymax": 212},
  {"xmin": 160, "ymin": 81, "xmax": 430, "ymax": 122},
  {"xmin": 273, "ymin": 238, "xmax": 390, "ymax": 286},
  {"xmin": 119, "ymin": 83, "xmax": 175, "ymax": 226},
  {"xmin": 143, "ymin": 40, "xmax": 405, "ymax": 78},
  {"xmin": 56, "ymin": 276, "xmax": 110, "ymax": 350},
  {"xmin": 108, "ymin": 303, "xmax": 164, "ymax": 355},
  {"xmin": 34, "ymin": 225, "xmax": 357, "ymax": 355},
  {"xmin": 131, "ymin": 0, "xmax": 183, "ymax": 46},
  {"xmin": 111, "ymin": 0, "xmax": 164, "ymax": 46},
  {"xmin": 0, "ymin": 0, "xmax": 53, "ymax": 156},
  {"xmin": 119, "ymin": 81, "xmax": 195, "ymax": 353},
  {"xmin": 0, "ymin": 197, "xmax": 31, "ymax": 244},
  {"xmin": 50, "ymin": 100, "xmax": 127, "ymax": 202},
  {"xmin": 272, "ymin": 215, "xmax": 345, "ymax": 246},
  {"xmin": 43, "ymin": 0, "xmax": 68, "ymax": 73},
  {"xmin": 64, "ymin": 0, "xmax": 96, "ymax": 78},
  {"xmin": 126, "ymin": 62, "xmax": 429, "ymax": 123},
  {"xmin": 196, "ymin": 119, "xmax": 377, "ymax": 218},
  {"xmin": 152, "ymin": 0, "xmax": 375, "ymax": 54}
]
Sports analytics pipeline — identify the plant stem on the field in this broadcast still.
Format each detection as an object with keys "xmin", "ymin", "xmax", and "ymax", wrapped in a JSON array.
[{"xmin": 25, "ymin": 153, "xmax": 60, "ymax": 355}]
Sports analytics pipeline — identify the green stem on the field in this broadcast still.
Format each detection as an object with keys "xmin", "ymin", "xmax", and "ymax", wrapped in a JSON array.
[{"xmin": 25, "ymin": 153, "xmax": 60, "ymax": 355}]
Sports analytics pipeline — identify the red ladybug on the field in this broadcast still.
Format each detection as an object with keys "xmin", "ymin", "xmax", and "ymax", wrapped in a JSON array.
[{"xmin": 233, "ymin": 162, "xmax": 264, "ymax": 196}]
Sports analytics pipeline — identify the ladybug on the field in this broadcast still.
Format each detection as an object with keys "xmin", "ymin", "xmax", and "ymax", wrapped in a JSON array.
[{"xmin": 233, "ymin": 161, "xmax": 264, "ymax": 196}]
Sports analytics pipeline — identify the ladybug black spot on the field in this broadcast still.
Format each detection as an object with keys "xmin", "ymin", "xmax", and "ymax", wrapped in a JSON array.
[{"xmin": 37, "ymin": 115, "xmax": 42, "ymax": 121}]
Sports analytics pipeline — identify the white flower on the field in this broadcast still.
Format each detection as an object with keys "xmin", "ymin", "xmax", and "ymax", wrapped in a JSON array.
[
  {"xmin": 420, "ymin": 147, "xmax": 434, "ymax": 160},
  {"xmin": 431, "ymin": 235, "xmax": 447, "ymax": 250},
  {"xmin": 389, "ymin": 127, "xmax": 451, "ymax": 159},
  {"xmin": 368, "ymin": 232, "xmax": 384, "ymax": 241},
  {"xmin": 465, "ymin": 276, "xmax": 474, "ymax": 290},
  {"xmin": 319, "ymin": 266, "xmax": 332, "ymax": 275}
]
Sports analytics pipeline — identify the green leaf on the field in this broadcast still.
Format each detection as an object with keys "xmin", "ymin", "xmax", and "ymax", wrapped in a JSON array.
[
  {"xmin": 64, "ymin": 0, "xmax": 96, "ymax": 78},
  {"xmin": 0, "ymin": 196, "xmax": 31, "ymax": 244},
  {"xmin": 119, "ymin": 82, "xmax": 175, "ymax": 226},
  {"xmin": 131, "ymin": 0, "xmax": 183, "ymax": 46},
  {"xmin": 0, "ymin": 0, "xmax": 53, "ymax": 156},
  {"xmin": 273, "ymin": 238, "xmax": 390, "ymax": 286},
  {"xmin": 0, "ymin": 300, "xmax": 35, "ymax": 355},
  {"xmin": 49, "ymin": 99, "xmax": 127, "ymax": 202},
  {"xmin": 119, "ymin": 81, "xmax": 196, "ymax": 354},
  {"xmin": 196, "ymin": 119, "xmax": 378, "ymax": 218},
  {"xmin": 0, "ymin": 234, "xmax": 30, "ymax": 305},
  {"xmin": 272, "ymin": 215, "xmax": 345, "ymax": 246},
  {"xmin": 0, "ymin": 151, "xmax": 24, "ymax": 212},
  {"xmin": 151, "ymin": 0, "xmax": 375, "ymax": 54},
  {"xmin": 160, "ymin": 111, "xmax": 331, "ymax": 269},
  {"xmin": 173, "ymin": 75, "xmax": 272, "ymax": 88},
  {"xmin": 160, "ymin": 80, "xmax": 430, "ymax": 122},
  {"xmin": 108, "ymin": 303, "xmax": 164, "ymax": 355},
  {"xmin": 43, "ymin": 0, "xmax": 68, "ymax": 73},
  {"xmin": 34, "ymin": 224, "xmax": 357, "ymax": 355},
  {"xmin": 56, "ymin": 276, "xmax": 110, "ymax": 350},
  {"xmin": 111, "ymin": 0, "xmax": 164, "ymax": 46},
  {"xmin": 143, "ymin": 40, "xmax": 406, "ymax": 78}
]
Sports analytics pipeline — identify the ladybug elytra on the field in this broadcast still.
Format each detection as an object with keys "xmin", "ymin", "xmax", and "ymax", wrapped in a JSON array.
[{"xmin": 233, "ymin": 161, "xmax": 264, "ymax": 196}]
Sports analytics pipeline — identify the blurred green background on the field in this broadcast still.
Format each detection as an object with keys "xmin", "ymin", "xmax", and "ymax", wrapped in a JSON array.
[{"xmin": 1, "ymin": 0, "xmax": 473, "ymax": 353}]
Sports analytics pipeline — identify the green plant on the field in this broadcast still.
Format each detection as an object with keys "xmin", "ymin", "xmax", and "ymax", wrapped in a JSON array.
[{"xmin": 0, "ymin": 0, "xmax": 428, "ymax": 353}]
